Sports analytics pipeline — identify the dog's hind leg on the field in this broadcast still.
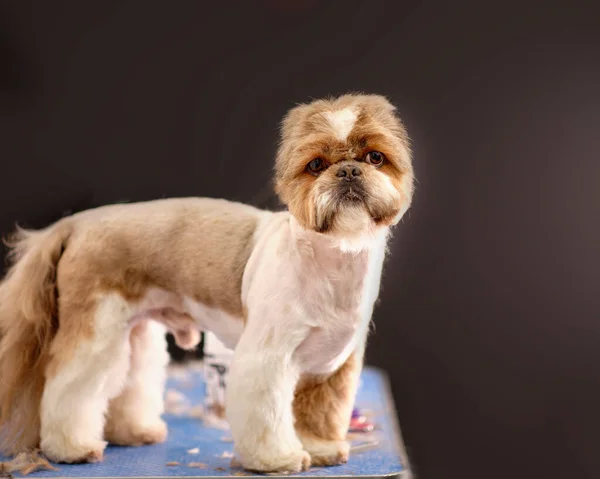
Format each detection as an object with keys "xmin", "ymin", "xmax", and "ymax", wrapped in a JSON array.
[
  {"xmin": 104, "ymin": 320, "xmax": 170, "ymax": 446},
  {"xmin": 40, "ymin": 293, "xmax": 133, "ymax": 463}
]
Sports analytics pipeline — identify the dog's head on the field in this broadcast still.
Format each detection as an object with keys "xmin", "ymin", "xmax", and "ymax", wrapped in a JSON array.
[{"xmin": 275, "ymin": 94, "xmax": 414, "ymax": 240}]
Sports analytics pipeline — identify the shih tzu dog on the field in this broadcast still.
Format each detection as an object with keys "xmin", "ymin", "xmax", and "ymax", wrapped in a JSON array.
[{"xmin": 0, "ymin": 93, "xmax": 414, "ymax": 473}]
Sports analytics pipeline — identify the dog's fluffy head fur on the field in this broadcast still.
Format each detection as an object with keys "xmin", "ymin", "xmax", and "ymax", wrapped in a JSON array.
[{"xmin": 275, "ymin": 94, "xmax": 414, "ymax": 240}]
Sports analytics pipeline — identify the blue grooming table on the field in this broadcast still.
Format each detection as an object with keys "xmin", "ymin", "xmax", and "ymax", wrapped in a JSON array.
[{"xmin": 2, "ymin": 365, "xmax": 411, "ymax": 478}]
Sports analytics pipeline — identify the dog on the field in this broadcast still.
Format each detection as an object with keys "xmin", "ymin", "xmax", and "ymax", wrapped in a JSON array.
[{"xmin": 0, "ymin": 93, "xmax": 414, "ymax": 473}]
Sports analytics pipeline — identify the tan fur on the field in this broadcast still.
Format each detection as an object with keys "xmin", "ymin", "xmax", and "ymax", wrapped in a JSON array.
[
  {"xmin": 58, "ymin": 198, "xmax": 259, "ymax": 312},
  {"xmin": 0, "ymin": 222, "xmax": 72, "ymax": 454},
  {"xmin": 293, "ymin": 352, "xmax": 362, "ymax": 466},
  {"xmin": 275, "ymin": 94, "xmax": 413, "ymax": 232}
]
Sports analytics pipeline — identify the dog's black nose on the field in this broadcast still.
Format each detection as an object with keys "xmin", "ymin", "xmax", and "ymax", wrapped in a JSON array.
[{"xmin": 336, "ymin": 164, "xmax": 362, "ymax": 180}]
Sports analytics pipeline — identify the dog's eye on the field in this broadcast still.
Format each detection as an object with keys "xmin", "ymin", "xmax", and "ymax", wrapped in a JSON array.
[
  {"xmin": 307, "ymin": 158, "xmax": 326, "ymax": 175},
  {"xmin": 365, "ymin": 151, "xmax": 385, "ymax": 166}
]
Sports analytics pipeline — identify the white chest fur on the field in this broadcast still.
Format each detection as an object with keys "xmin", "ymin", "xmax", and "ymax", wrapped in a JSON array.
[
  {"xmin": 292, "ymin": 241, "xmax": 369, "ymax": 374},
  {"xmin": 241, "ymin": 214, "xmax": 388, "ymax": 376}
]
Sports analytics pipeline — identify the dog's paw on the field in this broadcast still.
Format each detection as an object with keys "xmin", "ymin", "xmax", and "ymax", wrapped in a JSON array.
[
  {"xmin": 300, "ymin": 435, "xmax": 350, "ymax": 467},
  {"xmin": 84, "ymin": 449, "xmax": 105, "ymax": 463},
  {"xmin": 241, "ymin": 448, "xmax": 311, "ymax": 474},
  {"xmin": 42, "ymin": 438, "xmax": 107, "ymax": 464},
  {"xmin": 105, "ymin": 418, "xmax": 168, "ymax": 446}
]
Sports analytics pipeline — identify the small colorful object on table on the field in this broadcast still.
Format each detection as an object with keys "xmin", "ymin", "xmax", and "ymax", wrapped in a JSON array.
[{"xmin": 349, "ymin": 408, "xmax": 375, "ymax": 433}]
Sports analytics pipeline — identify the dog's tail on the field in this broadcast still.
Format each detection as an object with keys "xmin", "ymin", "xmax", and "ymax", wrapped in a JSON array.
[{"xmin": 0, "ymin": 220, "xmax": 72, "ymax": 455}]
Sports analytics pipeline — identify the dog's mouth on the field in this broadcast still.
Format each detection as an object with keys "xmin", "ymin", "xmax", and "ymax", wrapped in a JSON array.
[
  {"xmin": 336, "ymin": 183, "xmax": 366, "ymax": 203},
  {"xmin": 314, "ymin": 183, "xmax": 373, "ymax": 233}
]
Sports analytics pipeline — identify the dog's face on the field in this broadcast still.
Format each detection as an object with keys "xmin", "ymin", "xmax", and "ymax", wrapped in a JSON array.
[{"xmin": 275, "ymin": 94, "xmax": 414, "ymax": 238}]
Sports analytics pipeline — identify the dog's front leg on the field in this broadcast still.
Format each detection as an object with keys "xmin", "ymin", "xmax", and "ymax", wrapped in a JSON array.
[
  {"xmin": 226, "ymin": 320, "xmax": 311, "ymax": 473},
  {"xmin": 294, "ymin": 352, "xmax": 363, "ymax": 466}
]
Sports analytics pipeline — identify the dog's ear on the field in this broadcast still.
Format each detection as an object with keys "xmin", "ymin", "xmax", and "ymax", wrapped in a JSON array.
[{"xmin": 280, "ymin": 102, "xmax": 311, "ymax": 138}]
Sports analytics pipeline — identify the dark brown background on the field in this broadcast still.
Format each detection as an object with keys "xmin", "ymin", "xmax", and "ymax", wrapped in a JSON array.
[{"xmin": 1, "ymin": 1, "xmax": 599, "ymax": 478}]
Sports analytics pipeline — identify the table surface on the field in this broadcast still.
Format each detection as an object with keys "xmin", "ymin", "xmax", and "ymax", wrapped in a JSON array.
[{"xmin": 2, "ymin": 364, "xmax": 410, "ymax": 479}]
